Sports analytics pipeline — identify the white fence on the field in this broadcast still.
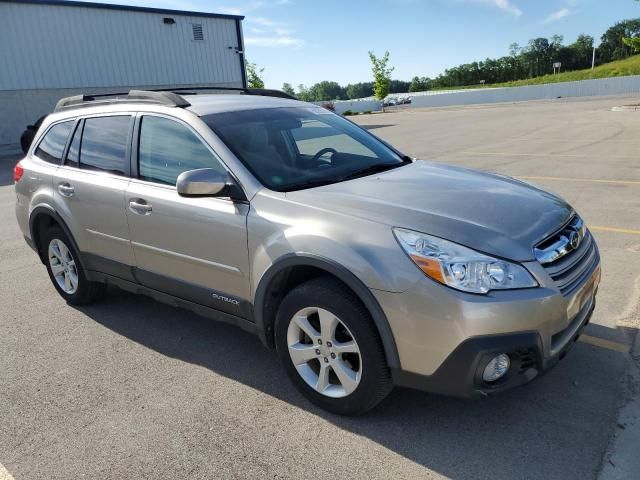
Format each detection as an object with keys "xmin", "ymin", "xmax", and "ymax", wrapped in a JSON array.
[
  {"xmin": 330, "ymin": 75, "xmax": 640, "ymax": 113},
  {"xmin": 409, "ymin": 75, "xmax": 640, "ymax": 108}
]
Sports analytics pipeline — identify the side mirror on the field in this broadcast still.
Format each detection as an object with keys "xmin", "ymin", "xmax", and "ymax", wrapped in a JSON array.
[{"xmin": 176, "ymin": 168, "xmax": 245, "ymax": 201}]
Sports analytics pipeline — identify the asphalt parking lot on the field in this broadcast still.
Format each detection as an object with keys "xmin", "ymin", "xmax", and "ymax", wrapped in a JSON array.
[{"xmin": 1, "ymin": 96, "xmax": 639, "ymax": 480}]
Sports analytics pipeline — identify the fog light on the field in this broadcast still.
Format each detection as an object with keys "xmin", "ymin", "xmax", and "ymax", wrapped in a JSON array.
[{"xmin": 482, "ymin": 354, "xmax": 510, "ymax": 382}]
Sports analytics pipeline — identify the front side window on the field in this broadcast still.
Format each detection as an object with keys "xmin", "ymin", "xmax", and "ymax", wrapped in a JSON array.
[
  {"xmin": 138, "ymin": 115, "xmax": 225, "ymax": 186},
  {"xmin": 204, "ymin": 106, "xmax": 406, "ymax": 191},
  {"xmin": 80, "ymin": 116, "xmax": 131, "ymax": 176},
  {"xmin": 34, "ymin": 120, "xmax": 74, "ymax": 164}
]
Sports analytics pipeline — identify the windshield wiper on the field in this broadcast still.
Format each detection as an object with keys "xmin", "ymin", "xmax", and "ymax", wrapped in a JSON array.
[
  {"xmin": 339, "ymin": 162, "xmax": 404, "ymax": 182},
  {"xmin": 282, "ymin": 163, "xmax": 405, "ymax": 192}
]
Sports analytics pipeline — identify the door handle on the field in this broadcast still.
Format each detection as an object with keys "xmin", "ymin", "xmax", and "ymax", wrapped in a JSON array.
[
  {"xmin": 58, "ymin": 182, "xmax": 75, "ymax": 197},
  {"xmin": 128, "ymin": 199, "xmax": 153, "ymax": 215}
]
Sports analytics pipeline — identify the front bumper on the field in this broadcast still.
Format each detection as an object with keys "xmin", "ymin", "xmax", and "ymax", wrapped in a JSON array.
[
  {"xmin": 373, "ymin": 251, "xmax": 601, "ymax": 398},
  {"xmin": 391, "ymin": 293, "xmax": 595, "ymax": 397}
]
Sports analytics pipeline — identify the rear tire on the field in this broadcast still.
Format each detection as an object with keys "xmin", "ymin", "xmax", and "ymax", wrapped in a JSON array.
[
  {"xmin": 42, "ymin": 226, "xmax": 106, "ymax": 305},
  {"xmin": 275, "ymin": 276, "xmax": 393, "ymax": 415}
]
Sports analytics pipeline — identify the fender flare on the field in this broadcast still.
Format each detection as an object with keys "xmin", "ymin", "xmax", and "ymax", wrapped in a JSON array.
[
  {"xmin": 254, "ymin": 253, "xmax": 401, "ymax": 369},
  {"xmin": 29, "ymin": 205, "xmax": 88, "ymax": 273}
]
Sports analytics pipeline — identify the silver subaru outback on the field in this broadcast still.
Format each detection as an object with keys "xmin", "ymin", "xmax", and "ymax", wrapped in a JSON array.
[{"xmin": 14, "ymin": 89, "xmax": 600, "ymax": 414}]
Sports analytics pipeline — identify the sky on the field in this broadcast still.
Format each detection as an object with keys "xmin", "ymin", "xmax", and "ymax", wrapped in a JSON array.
[{"xmin": 98, "ymin": 0, "xmax": 639, "ymax": 88}]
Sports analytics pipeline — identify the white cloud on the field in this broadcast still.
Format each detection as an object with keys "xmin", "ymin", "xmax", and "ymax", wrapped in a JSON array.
[
  {"xmin": 244, "ymin": 17, "xmax": 302, "ymax": 49},
  {"xmin": 245, "ymin": 36, "xmax": 304, "ymax": 48},
  {"xmin": 542, "ymin": 8, "xmax": 571, "ymax": 24},
  {"xmin": 218, "ymin": 7, "xmax": 243, "ymax": 15},
  {"xmin": 472, "ymin": 0, "xmax": 522, "ymax": 16},
  {"xmin": 218, "ymin": 0, "xmax": 292, "ymax": 15},
  {"xmin": 250, "ymin": 16, "xmax": 277, "ymax": 26}
]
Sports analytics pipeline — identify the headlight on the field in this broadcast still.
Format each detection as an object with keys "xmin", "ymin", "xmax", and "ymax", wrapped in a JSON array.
[{"xmin": 393, "ymin": 228, "xmax": 538, "ymax": 294}]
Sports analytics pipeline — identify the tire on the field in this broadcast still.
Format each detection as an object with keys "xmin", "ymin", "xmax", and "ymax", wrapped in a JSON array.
[
  {"xmin": 42, "ymin": 225, "xmax": 106, "ymax": 305},
  {"xmin": 275, "ymin": 276, "xmax": 393, "ymax": 415}
]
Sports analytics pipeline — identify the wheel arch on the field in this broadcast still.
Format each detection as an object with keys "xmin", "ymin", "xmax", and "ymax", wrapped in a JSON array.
[
  {"xmin": 29, "ymin": 205, "xmax": 87, "ymax": 272},
  {"xmin": 253, "ymin": 253, "xmax": 401, "ymax": 369}
]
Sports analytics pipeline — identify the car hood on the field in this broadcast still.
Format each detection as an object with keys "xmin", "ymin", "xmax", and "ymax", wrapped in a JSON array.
[{"xmin": 286, "ymin": 161, "xmax": 573, "ymax": 261}]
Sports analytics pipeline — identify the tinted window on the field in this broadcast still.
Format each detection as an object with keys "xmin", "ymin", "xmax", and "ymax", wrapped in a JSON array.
[
  {"xmin": 291, "ymin": 120, "xmax": 376, "ymax": 158},
  {"xmin": 65, "ymin": 122, "xmax": 82, "ymax": 168},
  {"xmin": 204, "ymin": 107, "xmax": 404, "ymax": 191},
  {"xmin": 138, "ymin": 116, "xmax": 225, "ymax": 186},
  {"xmin": 34, "ymin": 121, "xmax": 73, "ymax": 164},
  {"xmin": 80, "ymin": 116, "xmax": 131, "ymax": 176}
]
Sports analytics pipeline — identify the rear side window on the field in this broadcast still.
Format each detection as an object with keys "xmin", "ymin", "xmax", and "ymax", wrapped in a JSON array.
[
  {"xmin": 138, "ymin": 115, "xmax": 225, "ymax": 186},
  {"xmin": 34, "ymin": 121, "xmax": 73, "ymax": 164},
  {"xmin": 80, "ymin": 116, "xmax": 131, "ymax": 176}
]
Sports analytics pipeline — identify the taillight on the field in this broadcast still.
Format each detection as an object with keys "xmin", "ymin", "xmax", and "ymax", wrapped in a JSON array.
[{"xmin": 14, "ymin": 162, "xmax": 24, "ymax": 183}]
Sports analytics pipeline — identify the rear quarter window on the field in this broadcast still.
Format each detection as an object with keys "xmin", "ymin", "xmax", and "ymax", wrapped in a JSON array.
[{"xmin": 34, "ymin": 121, "xmax": 74, "ymax": 164}]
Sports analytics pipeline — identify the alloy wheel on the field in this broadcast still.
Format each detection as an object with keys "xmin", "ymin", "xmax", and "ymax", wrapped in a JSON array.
[
  {"xmin": 48, "ymin": 238, "xmax": 79, "ymax": 294},
  {"xmin": 287, "ymin": 307, "xmax": 362, "ymax": 398}
]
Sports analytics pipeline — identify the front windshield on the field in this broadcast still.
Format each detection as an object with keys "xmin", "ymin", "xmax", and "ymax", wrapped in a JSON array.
[{"xmin": 203, "ymin": 106, "xmax": 406, "ymax": 191}]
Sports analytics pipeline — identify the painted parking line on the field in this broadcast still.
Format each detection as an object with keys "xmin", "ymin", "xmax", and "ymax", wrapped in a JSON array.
[
  {"xmin": 462, "ymin": 151, "xmax": 640, "ymax": 160},
  {"xmin": 589, "ymin": 226, "xmax": 640, "ymax": 235},
  {"xmin": 0, "ymin": 462, "xmax": 15, "ymax": 480},
  {"xmin": 518, "ymin": 175, "xmax": 640, "ymax": 186},
  {"xmin": 579, "ymin": 334, "xmax": 631, "ymax": 353}
]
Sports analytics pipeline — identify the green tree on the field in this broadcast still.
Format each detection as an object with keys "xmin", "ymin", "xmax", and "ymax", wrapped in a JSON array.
[
  {"xmin": 308, "ymin": 81, "xmax": 345, "ymax": 101},
  {"xmin": 408, "ymin": 76, "xmax": 430, "ymax": 92},
  {"xmin": 281, "ymin": 82, "xmax": 296, "ymax": 96},
  {"xmin": 623, "ymin": 36, "xmax": 640, "ymax": 52},
  {"xmin": 246, "ymin": 61, "xmax": 265, "ymax": 89},
  {"xmin": 345, "ymin": 82, "xmax": 374, "ymax": 99},
  {"xmin": 599, "ymin": 19, "xmax": 640, "ymax": 62},
  {"xmin": 295, "ymin": 84, "xmax": 313, "ymax": 102},
  {"xmin": 368, "ymin": 51, "xmax": 394, "ymax": 100}
]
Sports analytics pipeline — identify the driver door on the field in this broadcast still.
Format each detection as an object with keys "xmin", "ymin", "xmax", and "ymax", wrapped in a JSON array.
[{"xmin": 125, "ymin": 113, "xmax": 251, "ymax": 318}]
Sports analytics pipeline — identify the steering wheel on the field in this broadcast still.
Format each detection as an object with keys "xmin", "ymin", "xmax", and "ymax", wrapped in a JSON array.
[{"xmin": 311, "ymin": 147, "xmax": 338, "ymax": 166}]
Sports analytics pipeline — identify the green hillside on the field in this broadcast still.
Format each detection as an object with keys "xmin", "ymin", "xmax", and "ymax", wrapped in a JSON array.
[{"xmin": 451, "ymin": 55, "xmax": 640, "ymax": 90}]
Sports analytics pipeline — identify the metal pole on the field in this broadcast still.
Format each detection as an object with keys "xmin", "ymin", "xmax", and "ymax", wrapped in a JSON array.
[{"xmin": 592, "ymin": 47, "xmax": 596, "ymax": 70}]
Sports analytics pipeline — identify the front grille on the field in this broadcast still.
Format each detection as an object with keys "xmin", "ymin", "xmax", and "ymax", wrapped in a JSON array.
[{"xmin": 536, "ymin": 217, "xmax": 599, "ymax": 295}]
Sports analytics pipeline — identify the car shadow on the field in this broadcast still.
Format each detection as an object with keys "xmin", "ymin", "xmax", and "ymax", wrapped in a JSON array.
[{"xmin": 77, "ymin": 287, "xmax": 634, "ymax": 480}]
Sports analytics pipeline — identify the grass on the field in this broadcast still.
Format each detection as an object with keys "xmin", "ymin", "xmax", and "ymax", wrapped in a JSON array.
[{"xmin": 434, "ymin": 54, "xmax": 640, "ymax": 90}]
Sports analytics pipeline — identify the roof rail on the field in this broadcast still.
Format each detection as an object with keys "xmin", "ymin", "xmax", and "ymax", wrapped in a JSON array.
[
  {"xmin": 54, "ymin": 90, "xmax": 191, "ymax": 112},
  {"xmin": 151, "ymin": 86, "xmax": 297, "ymax": 100},
  {"xmin": 53, "ymin": 86, "xmax": 297, "ymax": 112}
]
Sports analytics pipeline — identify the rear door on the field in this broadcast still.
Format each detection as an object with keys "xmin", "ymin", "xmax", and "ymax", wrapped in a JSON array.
[
  {"xmin": 124, "ymin": 113, "xmax": 251, "ymax": 318},
  {"xmin": 53, "ymin": 114, "xmax": 135, "ymax": 280}
]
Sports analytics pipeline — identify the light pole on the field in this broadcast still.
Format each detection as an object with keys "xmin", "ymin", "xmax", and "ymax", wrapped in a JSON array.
[{"xmin": 592, "ymin": 46, "xmax": 596, "ymax": 70}]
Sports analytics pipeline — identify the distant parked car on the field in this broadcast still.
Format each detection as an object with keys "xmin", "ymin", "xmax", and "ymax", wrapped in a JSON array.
[{"xmin": 20, "ymin": 115, "xmax": 47, "ymax": 154}]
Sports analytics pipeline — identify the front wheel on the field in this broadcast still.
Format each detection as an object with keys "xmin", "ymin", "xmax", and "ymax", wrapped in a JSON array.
[{"xmin": 275, "ymin": 277, "xmax": 393, "ymax": 415}]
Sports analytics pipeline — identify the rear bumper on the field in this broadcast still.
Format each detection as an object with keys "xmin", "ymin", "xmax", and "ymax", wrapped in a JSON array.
[{"xmin": 391, "ymin": 295, "xmax": 595, "ymax": 397}]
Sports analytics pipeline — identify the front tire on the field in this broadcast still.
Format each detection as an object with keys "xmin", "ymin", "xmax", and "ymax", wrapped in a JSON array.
[
  {"xmin": 42, "ymin": 226, "xmax": 105, "ymax": 305},
  {"xmin": 275, "ymin": 277, "xmax": 393, "ymax": 415}
]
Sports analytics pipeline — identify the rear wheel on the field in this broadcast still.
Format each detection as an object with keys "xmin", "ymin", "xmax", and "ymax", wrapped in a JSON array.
[
  {"xmin": 42, "ymin": 226, "xmax": 105, "ymax": 305},
  {"xmin": 275, "ymin": 277, "xmax": 393, "ymax": 415}
]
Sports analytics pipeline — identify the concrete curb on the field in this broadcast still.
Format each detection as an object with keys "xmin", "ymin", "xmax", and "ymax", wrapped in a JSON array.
[{"xmin": 598, "ymin": 330, "xmax": 640, "ymax": 480}]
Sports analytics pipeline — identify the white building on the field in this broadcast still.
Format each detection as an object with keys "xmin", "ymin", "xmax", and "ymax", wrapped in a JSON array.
[{"xmin": 0, "ymin": 0, "xmax": 247, "ymax": 151}]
